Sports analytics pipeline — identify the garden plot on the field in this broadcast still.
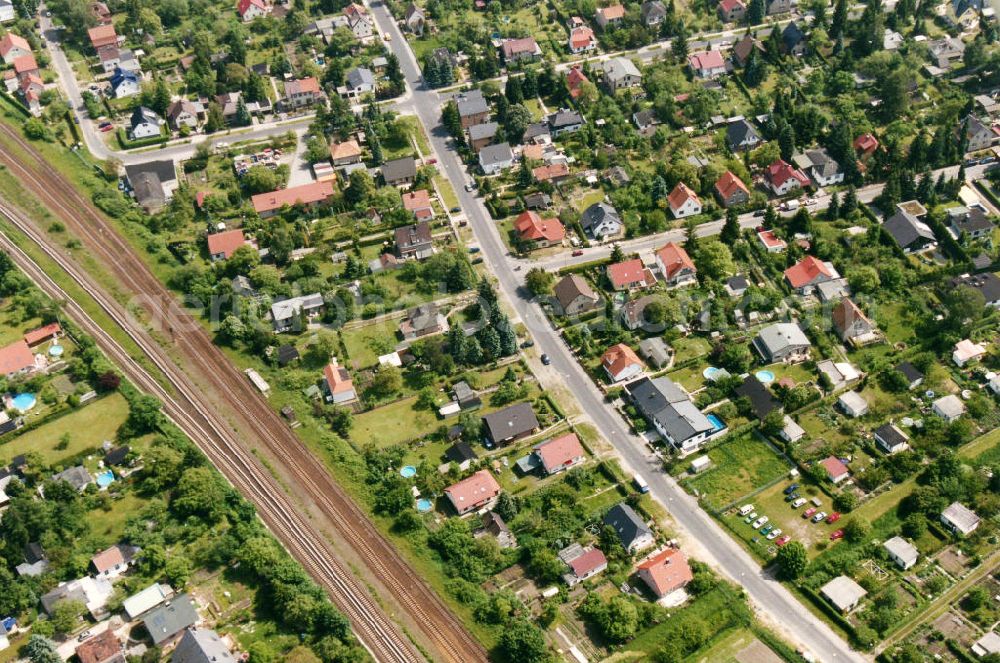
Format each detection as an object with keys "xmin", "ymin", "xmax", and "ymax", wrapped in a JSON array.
[{"xmin": 684, "ymin": 432, "xmax": 791, "ymax": 512}]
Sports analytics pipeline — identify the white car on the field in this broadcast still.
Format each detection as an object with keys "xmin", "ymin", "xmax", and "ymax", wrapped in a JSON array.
[
  {"xmin": 791, "ymin": 497, "xmax": 807, "ymax": 508},
  {"xmin": 766, "ymin": 528, "xmax": 782, "ymax": 540},
  {"xmin": 811, "ymin": 511, "xmax": 828, "ymax": 523},
  {"xmin": 752, "ymin": 516, "xmax": 769, "ymax": 529}
]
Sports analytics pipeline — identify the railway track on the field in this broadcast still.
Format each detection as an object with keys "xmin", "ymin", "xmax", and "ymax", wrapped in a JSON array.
[{"xmin": 0, "ymin": 122, "xmax": 486, "ymax": 663}]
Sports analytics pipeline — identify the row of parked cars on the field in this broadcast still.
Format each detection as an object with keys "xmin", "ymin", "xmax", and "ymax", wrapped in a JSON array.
[{"xmin": 739, "ymin": 502, "xmax": 791, "ymax": 547}]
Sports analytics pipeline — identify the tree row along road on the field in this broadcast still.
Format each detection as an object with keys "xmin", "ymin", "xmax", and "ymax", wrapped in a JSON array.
[
  {"xmin": 366, "ymin": 0, "xmax": 868, "ymax": 659},
  {"xmin": 0, "ymin": 120, "xmax": 485, "ymax": 662}
]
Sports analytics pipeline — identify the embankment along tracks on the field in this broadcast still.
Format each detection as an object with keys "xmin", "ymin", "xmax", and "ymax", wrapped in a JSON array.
[{"xmin": 0, "ymin": 123, "xmax": 487, "ymax": 663}]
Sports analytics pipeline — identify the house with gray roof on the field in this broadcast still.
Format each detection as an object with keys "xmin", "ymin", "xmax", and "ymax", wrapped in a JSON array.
[
  {"xmin": 961, "ymin": 114, "xmax": 993, "ymax": 153},
  {"xmin": 726, "ymin": 118, "xmax": 762, "ymax": 151},
  {"xmin": 173, "ymin": 629, "xmax": 237, "ymax": 663},
  {"xmin": 479, "ymin": 142, "xmax": 514, "ymax": 175},
  {"xmin": 624, "ymin": 376, "xmax": 714, "ymax": 453},
  {"xmin": 270, "ymin": 293, "xmax": 324, "ymax": 332},
  {"xmin": 52, "ymin": 465, "xmax": 93, "ymax": 492},
  {"xmin": 941, "ymin": 501, "xmax": 980, "ymax": 536},
  {"xmin": 792, "ymin": 148, "xmax": 842, "ymax": 186},
  {"xmin": 603, "ymin": 502, "xmax": 654, "ymax": 552},
  {"xmin": 950, "ymin": 272, "xmax": 1000, "ymax": 307},
  {"xmin": 468, "ymin": 121, "xmax": 499, "ymax": 152},
  {"xmin": 641, "ymin": 0, "xmax": 667, "ymax": 25},
  {"xmin": 601, "ymin": 57, "xmax": 642, "ymax": 91},
  {"xmin": 143, "ymin": 594, "xmax": 199, "ymax": 646},
  {"xmin": 457, "ymin": 89, "xmax": 490, "ymax": 128},
  {"xmin": 820, "ymin": 576, "xmax": 866, "ymax": 613},
  {"xmin": 547, "ymin": 109, "xmax": 584, "ymax": 136},
  {"xmin": 883, "ymin": 536, "xmax": 918, "ymax": 570},
  {"xmin": 381, "ymin": 156, "xmax": 417, "ymax": 186},
  {"xmin": 947, "ymin": 206, "xmax": 994, "ymax": 240},
  {"xmin": 580, "ymin": 202, "xmax": 622, "ymax": 239},
  {"xmin": 883, "ymin": 210, "xmax": 936, "ymax": 253},
  {"xmin": 342, "ymin": 67, "xmax": 375, "ymax": 98},
  {"xmin": 482, "ymin": 402, "xmax": 539, "ymax": 446},
  {"xmin": 752, "ymin": 323, "xmax": 812, "ymax": 363},
  {"xmin": 638, "ymin": 337, "xmax": 673, "ymax": 369}
]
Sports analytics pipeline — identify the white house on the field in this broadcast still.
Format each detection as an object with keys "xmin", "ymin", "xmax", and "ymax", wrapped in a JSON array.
[
  {"xmin": 883, "ymin": 536, "xmax": 918, "ymax": 570},
  {"xmin": 129, "ymin": 106, "xmax": 163, "ymax": 140},
  {"xmin": 953, "ymin": 338, "xmax": 986, "ymax": 367},
  {"xmin": 837, "ymin": 390, "xmax": 869, "ymax": 418},
  {"xmin": 0, "ymin": 0, "xmax": 14, "ymax": 23},
  {"xmin": 479, "ymin": 142, "xmax": 514, "ymax": 176},
  {"xmin": 941, "ymin": 501, "xmax": 980, "ymax": 536},
  {"xmin": 874, "ymin": 423, "xmax": 909, "ymax": 454},
  {"xmin": 932, "ymin": 394, "xmax": 965, "ymax": 422},
  {"xmin": 667, "ymin": 182, "xmax": 702, "ymax": 219}
]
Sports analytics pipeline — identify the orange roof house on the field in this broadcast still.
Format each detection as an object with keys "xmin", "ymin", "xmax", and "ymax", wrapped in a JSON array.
[
  {"xmin": 637, "ymin": 548, "xmax": 693, "ymax": 598},
  {"xmin": 402, "ymin": 190, "xmax": 433, "ymax": 220},
  {"xmin": 566, "ymin": 66, "xmax": 590, "ymax": 98},
  {"xmin": 601, "ymin": 343, "xmax": 643, "ymax": 382},
  {"xmin": 12, "ymin": 54, "xmax": 38, "ymax": 75},
  {"xmin": 206, "ymin": 229, "xmax": 247, "ymax": 260},
  {"xmin": 757, "ymin": 229, "xmax": 787, "ymax": 252},
  {"xmin": 0, "ymin": 33, "xmax": 31, "ymax": 63},
  {"xmin": 783, "ymin": 255, "xmax": 836, "ymax": 291},
  {"xmin": 514, "ymin": 211, "xmax": 565, "ymax": 246},
  {"xmin": 323, "ymin": 361, "xmax": 357, "ymax": 403},
  {"xmin": 0, "ymin": 340, "xmax": 34, "ymax": 376},
  {"xmin": 445, "ymin": 469, "xmax": 501, "ymax": 514},
  {"xmin": 533, "ymin": 432, "xmax": 586, "ymax": 474},
  {"xmin": 75, "ymin": 631, "xmax": 123, "ymax": 663},
  {"xmin": 329, "ymin": 139, "xmax": 362, "ymax": 164},
  {"xmin": 533, "ymin": 163, "xmax": 570, "ymax": 182},
  {"xmin": 88, "ymin": 24, "xmax": 117, "ymax": 50},
  {"xmin": 607, "ymin": 258, "xmax": 656, "ymax": 291},
  {"xmin": 252, "ymin": 181, "xmax": 335, "ymax": 217},
  {"xmin": 654, "ymin": 242, "xmax": 696, "ymax": 285},
  {"xmin": 667, "ymin": 182, "xmax": 702, "ymax": 218},
  {"xmin": 714, "ymin": 171, "xmax": 750, "ymax": 207},
  {"xmin": 821, "ymin": 456, "xmax": 850, "ymax": 483},
  {"xmin": 24, "ymin": 323, "xmax": 61, "ymax": 347},
  {"xmin": 854, "ymin": 133, "xmax": 879, "ymax": 159}
]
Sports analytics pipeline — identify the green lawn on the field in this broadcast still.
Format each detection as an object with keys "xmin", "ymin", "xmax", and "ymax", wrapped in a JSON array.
[
  {"xmin": 626, "ymin": 587, "xmax": 747, "ymax": 656},
  {"xmin": 685, "ymin": 432, "xmax": 791, "ymax": 511},
  {"xmin": 0, "ymin": 392, "xmax": 130, "ymax": 466},
  {"xmin": 352, "ymin": 396, "xmax": 439, "ymax": 447},
  {"xmin": 689, "ymin": 628, "xmax": 780, "ymax": 663},
  {"xmin": 340, "ymin": 324, "xmax": 399, "ymax": 368}
]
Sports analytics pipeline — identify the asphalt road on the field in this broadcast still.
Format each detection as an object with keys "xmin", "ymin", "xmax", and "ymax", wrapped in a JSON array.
[{"xmin": 367, "ymin": 2, "xmax": 867, "ymax": 660}]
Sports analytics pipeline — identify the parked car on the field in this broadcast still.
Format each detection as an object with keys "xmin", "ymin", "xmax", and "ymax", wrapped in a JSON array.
[
  {"xmin": 767, "ymin": 528, "xmax": 782, "ymax": 540},
  {"xmin": 811, "ymin": 511, "xmax": 828, "ymax": 523},
  {"xmin": 830, "ymin": 529, "xmax": 845, "ymax": 541},
  {"xmin": 783, "ymin": 483, "xmax": 799, "ymax": 495},
  {"xmin": 744, "ymin": 512, "xmax": 758, "ymax": 523},
  {"xmin": 760, "ymin": 524, "xmax": 773, "ymax": 535},
  {"xmin": 751, "ymin": 516, "xmax": 769, "ymax": 529},
  {"xmin": 775, "ymin": 535, "xmax": 791, "ymax": 546},
  {"xmin": 802, "ymin": 507, "xmax": 817, "ymax": 519},
  {"xmin": 100, "ymin": 124, "xmax": 114, "ymax": 132},
  {"xmin": 791, "ymin": 497, "xmax": 807, "ymax": 508},
  {"xmin": 449, "ymin": 206, "xmax": 461, "ymax": 213},
  {"xmin": 784, "ymin": 492, "xmax": 800, "ymax": 502},
  {"xmin": 540, "ymin": 354, "xmax": 551, "ymax": 365},
  {"xmin": 521, "ymin": 340, "xmax": 535, "ymax": 348},
  {"xmin": 826, "ymin": 512, "xmax": 841, "ymax": 524},
  {"xmin": 571, "ymin": 249, "xmax": 584, "ymax": 256}
]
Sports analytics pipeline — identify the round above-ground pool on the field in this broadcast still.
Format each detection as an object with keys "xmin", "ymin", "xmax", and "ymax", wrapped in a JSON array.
[
  {"xmin": 416, "ymin": 498, "xmax": 432, "ymax": 513},
  {"xmin": 96, "ymin": 469, "xmax": 115, "ymax": 488},
  {"xmin": 48, "ymin": 345, "xmax": 64, "ymax": 357},
  {"xmin": 400, "ymin": 465, "xmax": 417, "ymax": 479},
  {"xmin": 10, "ymin": 393, "xmax": 36, "ymax": 412},
  {"xmin": 703, "ymin": 366, "xmax": 720, "ymax": 380},
  {"xmin": 755, "ymin": 370, "xmax": 776, "ymax": 384}
]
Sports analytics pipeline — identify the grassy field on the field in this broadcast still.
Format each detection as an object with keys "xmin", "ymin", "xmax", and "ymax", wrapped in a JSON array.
[
  {"xmin": 685, "ymin": 433, "xmax": 791, "ymax": 511},
  {"xmin": 0, "ymin": 392, "xmax": 130, "ymax": 466},
  {"xmin": 689, "ymin": 628, "xmax": 782, "ymax": 663},
  {"xmin": 626, "ymin": 586, "xmax": 747, "ymax": 656},
  {"xmin": 340, "ymin": 323, "xmax": 400, "ymax": 368}
]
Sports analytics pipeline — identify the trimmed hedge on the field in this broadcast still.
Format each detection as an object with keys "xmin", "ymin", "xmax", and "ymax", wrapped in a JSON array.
[{"xmin": 116, "ymin": 126, "xmax": 168, "ymax": 150}]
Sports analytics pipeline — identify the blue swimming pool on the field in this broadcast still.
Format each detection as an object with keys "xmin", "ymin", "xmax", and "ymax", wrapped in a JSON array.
[
  {"xmin": 707, "ymin": 413, "xmax": 726, "ymax": 433},
  {"xmin": 400, "ymin": 465, "xmax": 417, "ymax": 478},
  {"xmin": 416, "ymin": 498, "xmax": 432, "ymax": 513},
  {"xmin": 48, "ymin": 345, "xmax": 64, "ymax": 357},
  {"xmin": 10, "ymin": 393, "xmax": 35, "ymax": 412},
  {"xmin": 703, "ymin": 366, "xmax": 721, "ymax": 380},
  {"xmin": 96, "ymin": 469, "xmax": 115, "ymax": 488},
  {"xmin": 755, "ymin": 370, "xmax": 776, "ymax": 384}
]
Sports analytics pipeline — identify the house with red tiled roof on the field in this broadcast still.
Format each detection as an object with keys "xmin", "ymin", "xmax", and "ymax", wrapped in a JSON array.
[
  {"xmin": 90, "ymin": 543, "xmax": 140, "ymax": 580},
  {"xmin": 637, "ymin": 548, "xmax": 693, "ymax": 598},
  {"xmin": 500, "ymin": 37, "xmax": 542, "ymax": 63},
  {"xmin": 717, "ymin": 0, "xmax": 746, "ymax": 21},
  {"xmin": 531, "ymin": 432, "xmax": 586, "ymax": 475},
  {"xmin": 88, "ymin": 24, "xmax": 117, "ymax": 51},
  {"xmin": 568, "ymin": 24, "xmax": 596, "ymax": 53},
  {"xmin": 595, "ymin": 4, "xmax": 625, "ymax": 27},
  {"xmin": 783, "ymin": 255, "xmax": 839, "ymax": 294},
  {"xmin": 0, "ymin": 33, "xmax": 31, "ymax": 65},
  {"xmin": 854, "ymin": 133, "xmax": 879, "ymax": 160},
  {"xmin": 24, "ymin": 323, "xmax": 61, "ymax": 347},
  {"xmin": 323, "ymin": 360, "xmax": 356, "ymax": 404},
  {"xmin": 252, "ymin": 181, "xmax": 335, "ymax": 218},
  {"xmin": 329, "ymin": 140, "xmax": 363, "ymax": 166},
  {"xmin": 821, "ymin": 456, "xmax": 850, "ymax": 484},
  {"xmin": 76, "ymin": 631, "xmax": 124, "ymax": 663},
  {"xmin": 655, "ymin": 242, "xmax": 697, "ymax": 287},
  {"xmin": 0, "ymin": 340, "xmax": 34, "ymax": 379},
  {"xmin": 607, "ymin": 258, "xmax": 656, "ymax": 291},
  {"xmin": 19, "ymin": 72, "xmax": 43, "ymax": 97},
  {"xmin": 714, "ymin": 171, "xmax": 750, "ymax": 208},
  {"xmin": 445, "ymin": 470, "xmax": 501, "ymax": 515},
  {"xmin": 566, "ymin": 66, "xmax": 590, "ymax": 99},
  {"xmin": 206, "ymin": 229, "xmax": 247, "ymax": 261},
  {"xmin": 12, "ymin": 54, "xmax": 38, "ymax": 77},
  {"xmin": 402, "ymin": 190, "xmax": 433, "ymax": 220},
  {"xmin": 765, "ymin": 159, "xmax": 810, "ymax": 195},
  {"xmin": 283, "ymin": 77, "xmax": 323, "ymax": 109},
  {"xmin": 237, "ymin": 0, "xmax": 269, "ymax": 20},
  {"xmin": 563, "ymin": 546, "xmax": 607, "ymax": 585},
  {"xmin": 602, "ymin": 343, "xmax": 644, "ymax": 382},
  {"xmin": 757, "ymin": 229, "xmax": 787, "ymax": 253},
  {"xmin": 688, "ymin": 50, "xmax": 726, "ymax": 78},
  {"xmin": 514, "ymin": 211, "xmax": 565, "ymax": 249},
  {"xmin": 667, "ymin": 182, "xmax": 702, "ymax": 218},
  {"xmin": 533, "ymin": 163, "xmax": 570, "ymax": 183}
]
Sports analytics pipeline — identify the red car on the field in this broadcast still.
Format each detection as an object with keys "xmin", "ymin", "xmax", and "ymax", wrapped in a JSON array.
[
  {"xmin": 775, "ymin": 535, "xmax": 791, "ymax": 546},
  {"xmin": 572, "ymin": 250, "xmax": 584, "ymax": 256},
  {"xmin": 802, "ymin": 507, "xmax": 817, "ymax": 519},
  {"xmin": 100, "ymin": 124, "xmax": 114, "ymax": 132},
  {"xmin": 826, "ymin": 512, "xmax": 841, "ymax": 524},
  {"xmin": 830, "ymin": 529, "xmax": 845, "ymax": 541}
]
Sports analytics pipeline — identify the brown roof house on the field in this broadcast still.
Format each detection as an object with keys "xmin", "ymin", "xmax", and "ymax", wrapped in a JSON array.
[
  {"xmin": 445, "ymin": 470, "xmax": 501, "ymax": 515},
  {"xmin": 90, "ymin": 543, "xmax": 140, "ymax": 580},
  {"xmin": 394, "ymin": 221, "xmax": 434, "ymax": 260},
  {"xmin": 832, "ymin": 298, "xmax": 880, "ymax": 346},
  {"xmin": 76, "ymin": 631, "xmax": 125, "ymax": 663},
  {"xmin": 553, "ymin": 274, "xmax": 601, "ymax": 316},
  {"xmin": 399, "ymin": 303, "xmax": 447, "ymax": 340},
  {"xmin": 637, "ymin": 548, "xmax": 693, "ymax": 599}
]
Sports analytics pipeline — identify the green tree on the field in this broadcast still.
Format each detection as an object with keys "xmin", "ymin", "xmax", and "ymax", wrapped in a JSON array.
[
  {"xmin": 721, "ymin": 207, "xmax": 741, "ymax": 244},
  {"xmin": 525, "ymin": 268, "xmax": 554, "ymax": 296},
  {"xmin": 747, "ymin": 0, "xmax": 765, "ymax": 24},
  {"xmin": 498, "ymin": 620, "xmax": 550, "ymax": 663},
  {"xmin": 50, "ymin": 599, "xmax": 85, "ymax": 634},
  {"xmin": 123, "ymin": 394, "xmax": 163, "ymax": 436},
  {"xmin": 367, "ymin": 366, "xmax": 402, "ymax": 400},
  {"xmin": 775, "ymin": 541, "xmax": 807, "ymax": 579},
  {"xmin": 25, "ymin": 636, "xmax": 61, "ymax": 663},
  {"xmin": 833, "ymin": 491, "xmax": 858, "ymax": 512},
  {"xmin": 172, "ymin": 466, "xmax": 230, "ymax": 523},
  {"xmin": 844, "ymin": 517, "xmax": 871, "ymax": 543}
]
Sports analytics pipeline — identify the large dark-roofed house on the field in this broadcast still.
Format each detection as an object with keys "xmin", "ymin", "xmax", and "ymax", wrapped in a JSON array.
[
  {"xmin": 949, "ymin": 272, "xmax": 1000, "ymax": 307},
  {"xmin": 734, "ymin": 375, "xmax": 782, "ymax": 420},
  {"xmin": 482, "ymin": 402, "xmax": 539, "ymax": 446},
  {"xmin": 624, "ymin": 376, "xmax": 714, "ymax": 454}
]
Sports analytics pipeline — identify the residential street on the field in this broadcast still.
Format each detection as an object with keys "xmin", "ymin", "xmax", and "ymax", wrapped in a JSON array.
[{"xmin": 366, "ymin": 0, "xmax": 866, "ymax": 659}]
